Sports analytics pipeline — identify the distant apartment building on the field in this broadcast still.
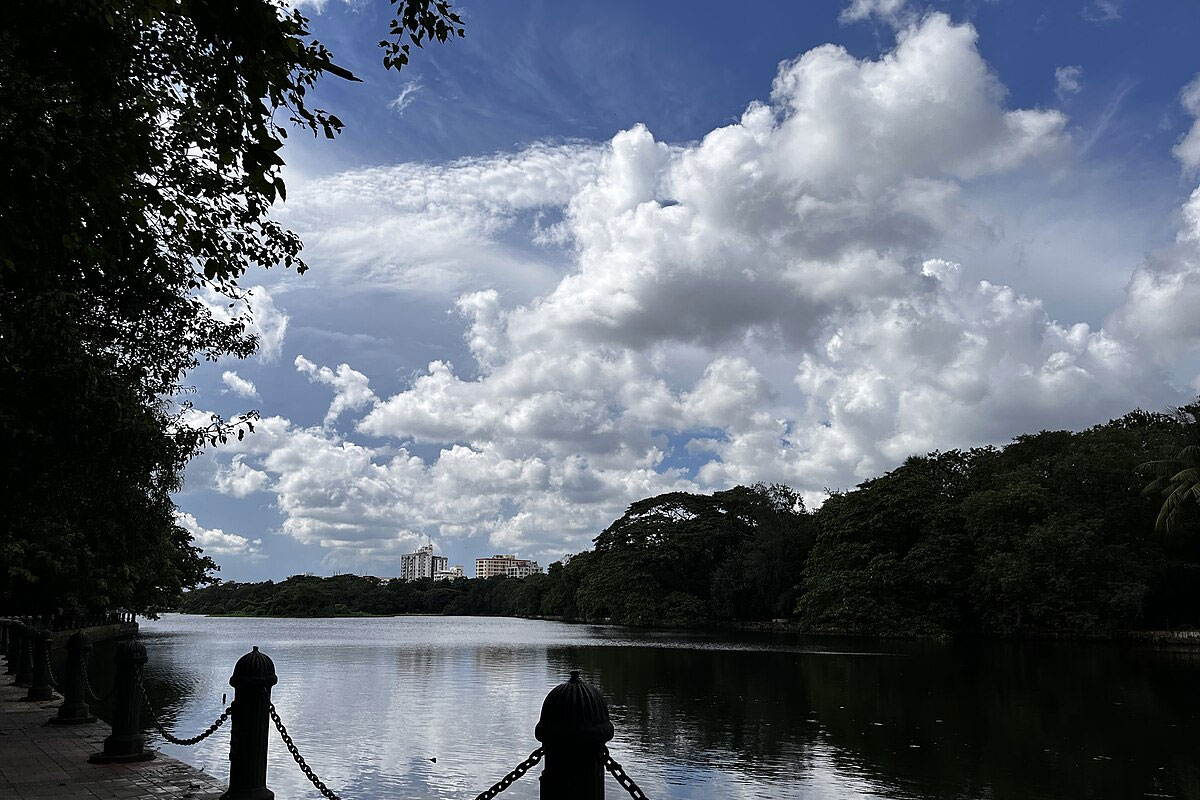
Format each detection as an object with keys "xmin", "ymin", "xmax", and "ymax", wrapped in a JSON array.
[
  {"xmin": 433, "ymin": 565, "xmax": 465, "ymax": 581},
  {"xmin": 399, "ymin": 544, "xmax": 448, "ymax": 581},
  {"xmin": 475, "ymin": 554, "xmax": 542, "ymax": 579}
]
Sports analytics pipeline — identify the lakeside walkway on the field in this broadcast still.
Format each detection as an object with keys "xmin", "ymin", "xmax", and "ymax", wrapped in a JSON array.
[{"xmin": 0, "ymin": 682, "xmax": 224, "ymax": 800}]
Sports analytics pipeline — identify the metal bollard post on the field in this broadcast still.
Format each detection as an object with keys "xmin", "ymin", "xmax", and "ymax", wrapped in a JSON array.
[
  {"xmin": 535, "ymin": 671, "xmax": 615, "ymax": 800},
  {"xmin": 4, "ymin": 621, "xmax": 20, "ymax": 675},
  {"xmin": 89, "ymin": 639, "xmax": 155, "ymax": 763},
  {"xmin": 14, "ymin": 624, "xmax": 34, "ymax": 687},
  {"xmin": 50, "ymin": 631, "xmax": 96, "ymax": 725},
  {"xmin": 221, "ymin": 646, "xmax": 279, "ymax": 800},
  {"xmin": 23, "ymin": 628, "xmax": 56, "ymax": 701}
]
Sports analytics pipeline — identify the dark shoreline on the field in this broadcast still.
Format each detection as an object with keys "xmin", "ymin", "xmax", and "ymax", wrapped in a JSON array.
[{"xmin": 178, "ymin": 611, "xmax": 1200, "ymax": 645}]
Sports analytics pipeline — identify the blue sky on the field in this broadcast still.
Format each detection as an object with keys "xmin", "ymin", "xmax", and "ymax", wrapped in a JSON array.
[{"xmin": 177, "ymin": 0, "xmax": 1200, "ymax": 581}]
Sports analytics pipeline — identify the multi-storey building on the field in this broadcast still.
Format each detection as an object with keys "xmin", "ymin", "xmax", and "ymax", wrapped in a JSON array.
[
  {"xmin": 433, "ymin": 565, "xmax": 465, "ymax": 581},
  {"xmin": 475, "ymin": 554, "xmax": 542, "ymax": 579},
  {"xmin": 399, "ymin": 544, "xmax": 448, "ymax": 581}
]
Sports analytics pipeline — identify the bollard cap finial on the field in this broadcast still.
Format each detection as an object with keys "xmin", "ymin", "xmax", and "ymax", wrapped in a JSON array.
[
  {"xmin": 229, "ymin": 645, "xmax": 279, "ymax": 688},
  {"xmin": 114, "ymin": 637, "xmax": 148, "ymax": 664},
  {"xmin": 534, "ymin": 670, "xmax": 614, "ymax": 748}
]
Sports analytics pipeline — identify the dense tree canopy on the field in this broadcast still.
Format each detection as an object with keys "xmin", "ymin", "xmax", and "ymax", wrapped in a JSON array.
[
  {"xmin": 0, "ymin": 0, "xmax": 462, "ymax": 614},
  {"xmin": 182, "ymin": 402, "xmax": 1200, "ymax": 637},
  {"xmin": 577, "ymin": 485, "xmax": 813, "ymax": 624},
  {"xmin": 799, "ymin": 408, "xmax": 1200, "ymax": 635}
]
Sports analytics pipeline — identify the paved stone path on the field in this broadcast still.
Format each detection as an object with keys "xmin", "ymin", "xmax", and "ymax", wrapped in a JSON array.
[{"xmin": 0, "ymin": 681, "xmax": 224, "ymax": 799}]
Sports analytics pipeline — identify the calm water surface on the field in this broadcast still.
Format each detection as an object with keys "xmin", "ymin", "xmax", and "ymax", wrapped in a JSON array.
[{"xmin": 129, "ymin": 615, "xmax": 1200, "ymax": 799}]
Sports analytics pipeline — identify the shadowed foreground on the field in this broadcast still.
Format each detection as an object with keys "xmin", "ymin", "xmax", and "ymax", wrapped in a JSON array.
[{"xmin": 0, "ymin": 681, "xmax": 222, "ymax": 800}]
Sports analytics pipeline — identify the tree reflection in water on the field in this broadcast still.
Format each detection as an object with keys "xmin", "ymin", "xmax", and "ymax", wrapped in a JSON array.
[
  {"xmin": 551, "ymin": 636, "xmax": 1200, "ymax": 799},
  {"xmin": 128, "ymin": 617, "xmax": 1199, "ymax": 800}
]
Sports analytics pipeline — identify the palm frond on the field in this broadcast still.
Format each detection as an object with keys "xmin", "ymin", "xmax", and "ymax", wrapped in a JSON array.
[
  {"xmin": 1137, "ymin": 458, "xmax": 1184, "ymax": 477},
  {"xmin": 1169, "ymin": 467, "xmax": 1200, "ymax": 484},
  {"xmin": 1157, "ymin": 482, "xmax": 1200, "ymax": 532}
]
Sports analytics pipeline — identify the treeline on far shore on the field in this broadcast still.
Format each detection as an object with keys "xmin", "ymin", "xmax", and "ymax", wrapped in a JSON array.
[{"xmin": 180, "ymin": 403, "xmax": 1200, "ymax": 637}]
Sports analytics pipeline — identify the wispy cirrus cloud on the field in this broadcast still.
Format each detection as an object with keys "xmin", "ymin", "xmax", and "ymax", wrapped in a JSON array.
[
  {"xmin": 1055, "ymin": 65, "xmax": 1083, "ymax": 98},
  {"xmin": 1082, "ymin": 0, "xmax": 1122, "ymax": 23},
  {"xmin": 388, "ymin": 79, "xmax": 422, "ymax": 115}
]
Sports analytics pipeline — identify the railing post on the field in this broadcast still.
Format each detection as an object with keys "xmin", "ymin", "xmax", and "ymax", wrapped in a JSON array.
[
  {"xmin": 23, "ymin": 627, "xmax": 56, "ymax": 701},
  {"xmin": 89, "ymin": 639, "xmax": 155, "ymax": 763},
  {"xmin": 5, "ymin": 620, "xmax": 20, "ymax": 675},
  {"xmin": 535, "ymin": 671, "xmax": 615, "ymax": 800},
  {"xmin": 14, "ymin": 623, "xmax": 34, "ymax": 687},
  {"xmin": 51, "ymin": 631, "xmax": 96, "ymax": 725},
  {"xmin": 221, "ymin": 646, "xmax": 279, "ymax": 800}
]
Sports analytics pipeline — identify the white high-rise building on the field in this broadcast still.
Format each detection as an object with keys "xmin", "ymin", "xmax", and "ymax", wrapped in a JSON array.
[
  {"xmin": 399, "ymin": 544, "xmax": 448, "ymax": 581},
  {"xmin": 433, "ymin": 565, "xmax": 465, "ymax": 581},
  {"xmin": 475, "ymin": 554, "xmax": 542, "ymax": 579}
]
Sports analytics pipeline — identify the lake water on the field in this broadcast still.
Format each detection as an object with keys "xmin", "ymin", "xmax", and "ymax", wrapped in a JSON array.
[{"xmin": 128, "ymin": 614, "xmax": 1200, "ymax": 799}]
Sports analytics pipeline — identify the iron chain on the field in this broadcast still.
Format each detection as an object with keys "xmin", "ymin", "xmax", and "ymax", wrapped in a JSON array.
[
  {"xmin": 269, "ymin": 700, "xmax": 344, "ymax": 800},
  {"xmin": 44, "ymin": 649, "xmax": 58, "ymax": 689},
  {"xmin": 472, "ymin": 747, "xmax": 544, "ymax": 800},
  {"xmin": 603, "ymin": 747, "xmax": 650, "ymax": 800},
  {"xmin": 81, "ymin": 652, "xmax": 115, "ymax": 703},
  {"xmin": 38, "ymin": 633, "xmax": 59, "ymax": 689},
  {"xmin": 135, "ymin": 666, "xmax": 231, "ymax": 746}
]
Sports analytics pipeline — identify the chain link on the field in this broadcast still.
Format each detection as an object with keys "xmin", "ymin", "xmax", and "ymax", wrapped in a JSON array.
[
  {"xmin": 603, "ymin": 747, "xmax": 650, "ymax": 800},
  {"xmin": 81, "ymin": 652, "xmax": 115, "ymax": 703},
  {"xmin": 135, "ymin": 666, "xmax": 232, "ymax": 746},
  {"xmin": 472, "ymin": 747, "xmax": 544, "ymax": 800},
  {"xmin": 268, "ymin": 700, "xmax": 344, "ymax": 800},
  {"xmin": 44, "ymin": 649, "xmax": 58, "ymax": 689}
]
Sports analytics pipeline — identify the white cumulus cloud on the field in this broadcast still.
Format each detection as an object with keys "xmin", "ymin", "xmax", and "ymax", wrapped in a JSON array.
[
  {"xmin": 1175, "ymin": 74, "xmax": 1200, "ymax": 172},
  {"xmin": 221, "ymin": 370, "xmax": 260, "ymax": 399},
  {"xmin": 839, "ymin": 0, "xmax": 911, "ymax": 26},
  {"xmin": 214, "ymin": 455, "xmax": 271, "ymax": 498},
  {"xmin": 197, "ymin": 284, "xmax": 289, "ymax": 362},
  {"xmin": 176, "ymin": 511, "xmax": 263, "ymax": 558},
  {"xmin": 184, "ymin": 13, "xmax": 1198, "ymax": 571},
  {"xmin": 295, "ymin": 355, "xmax": 379, "ymax": 426}
]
